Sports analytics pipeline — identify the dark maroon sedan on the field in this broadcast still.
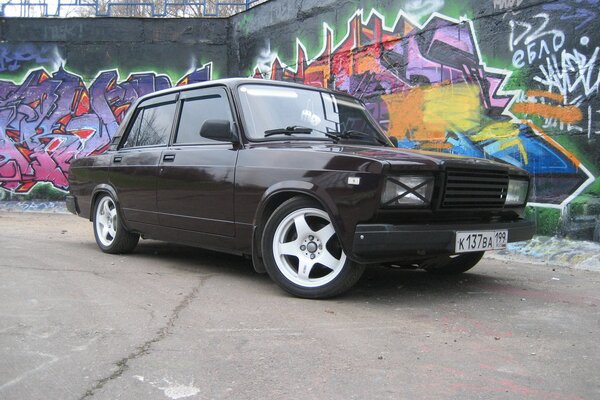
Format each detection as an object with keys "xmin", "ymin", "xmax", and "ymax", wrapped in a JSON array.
[{"xmin": 67, "ymin": 78, "xmax": 535, "ymax": 298}]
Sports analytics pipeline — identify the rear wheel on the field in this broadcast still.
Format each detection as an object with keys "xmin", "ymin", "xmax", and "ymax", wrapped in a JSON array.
[
  {"xmin": 93, "ymin": 194, "xmax": 139, "ymax": 254},
  {"xmin": 262, "ymin": 197, "xmax": 365, "ymax": 299},
  {"xmin": 422, "ymin": 252, "xmax": 484, "ymax": 275}
]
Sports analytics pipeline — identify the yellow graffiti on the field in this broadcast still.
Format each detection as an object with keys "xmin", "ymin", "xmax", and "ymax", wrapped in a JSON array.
[
  {"xmin": 383, "ymin": 83, "xmax": 481, "ymax": 142},
  {"xmin": 423, "ymin": 84, "xmax": 481, "ymax": 133},
  {"xmin": 471, "ymin": 121, "xmax": 517, "ymax": 141},
  {"xmin": 382, "ymin": 83, "xmax": 539, "ymax": 163},
  {"xmin": 472, "ymin": 121, "xmax": 528, "ymax": 164}
]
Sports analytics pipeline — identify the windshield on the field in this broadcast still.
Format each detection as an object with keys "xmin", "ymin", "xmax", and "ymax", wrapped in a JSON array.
[{"xmin": 237, "ymin": 84, "xmax": 389, "ymax": 145}]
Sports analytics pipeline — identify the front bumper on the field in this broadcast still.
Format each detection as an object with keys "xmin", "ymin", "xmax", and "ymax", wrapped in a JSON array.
[
  {"xmin": 66, "ymin": 195, "xmax": 79, "ymax": 215},
  {"xmin": 352, "ymin": 219, "xmax": 535, "ymax": 262}
]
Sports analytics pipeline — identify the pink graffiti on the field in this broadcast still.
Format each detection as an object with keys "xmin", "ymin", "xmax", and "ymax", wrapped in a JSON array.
[{"xmin": 0, "ymin": 64, "xmax": 212, "ymax": 193}]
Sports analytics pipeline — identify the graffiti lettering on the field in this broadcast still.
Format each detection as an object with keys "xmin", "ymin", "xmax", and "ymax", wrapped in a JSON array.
[
  {"xmin": 509, "ymin": 14, "xmax": 565, "ymax": 51},
  {"xmin": 527, "ymin": 39, "xmax": 600, "ymax": 138},
  {"xmin": 534, "ymin": 44, "xmax": 600, "ymax": 104},
  {"xmin": 509, "ymin": 14, "xmax": 565, "ymax": 69},
  {"xmin": 0, "ymin": 63, "xmax": 212, "ymax": 194}
]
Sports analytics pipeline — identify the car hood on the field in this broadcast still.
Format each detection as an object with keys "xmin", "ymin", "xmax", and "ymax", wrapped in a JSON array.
[{"xmin": 248, "ymin": 141, "xmax": 524, "ymax": 173}]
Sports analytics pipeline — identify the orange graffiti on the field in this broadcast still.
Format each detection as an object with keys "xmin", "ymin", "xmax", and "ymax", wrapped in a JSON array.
[
  {"xmin": 382, "ymin": 87, "xmax": 428, "ymax": 139},
  {"xmin": 513, "ymin": 90, "xmax": 583, "ymax": 125},
  {"xmin": 512, "ymin": 103, "xmax": 582, "ymax": 124},
  {"xmin": 525, "ymin": 90, "xmax": 564, "ymax": 103}
]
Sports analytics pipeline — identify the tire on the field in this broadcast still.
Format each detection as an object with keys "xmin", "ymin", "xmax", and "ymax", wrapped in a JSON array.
[
  {"xmin": 422, "ymin": 251, "xmax": 484, "ymax": 275},
  {"xmin": 93, "ymin": 193, "xmax": 139, "ymax": 254},
  {"xmin": 261, "ymin": 197, "xmax": 365, "ymax": 299}
]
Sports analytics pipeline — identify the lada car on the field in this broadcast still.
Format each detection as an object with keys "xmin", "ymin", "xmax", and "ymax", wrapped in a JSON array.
[{"xmin": 67, "ymin": 78, "xmax": 535, "ymax": 298}]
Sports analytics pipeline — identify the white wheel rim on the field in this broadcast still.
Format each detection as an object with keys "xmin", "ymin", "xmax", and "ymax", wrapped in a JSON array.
[
  {"xmin": 95, "ymin": 197, "xmax": 117, "ymax": 247},
  {"xmin": 272, "ymin": 207, "xmax": 346, "ymax": 288}
]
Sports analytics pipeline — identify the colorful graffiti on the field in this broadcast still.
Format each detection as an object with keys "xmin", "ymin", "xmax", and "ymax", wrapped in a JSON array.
[
  {"xmin": 0, "ymin": 0, "xmax": 599, "ymax": 238},
  {"xmin": 251, "ymin": 9, "xmax": 595, "ymax": 206},
  {"xmin": 0, "ymin": 63, "xmax": 212, "ymax": 193},
  {"xmin": 508, "ymin": 11, "xmax": 599, "ymax": 137}
]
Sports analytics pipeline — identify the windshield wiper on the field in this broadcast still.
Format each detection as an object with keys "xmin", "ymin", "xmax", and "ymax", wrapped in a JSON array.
[
  {"xmin": 336, "ymin": 130, "xmax": 390, "ymax": 146},
  {"xmin": 264, "ymin": 126, "xmax": 338, "ymax": 141},
  {"xmin": 264, "ymin": 126, "xmax": 313, "ymax": 137},
  {"xmin": 264, "ymin": 126, "xmax": 388, "ymax": 146}
]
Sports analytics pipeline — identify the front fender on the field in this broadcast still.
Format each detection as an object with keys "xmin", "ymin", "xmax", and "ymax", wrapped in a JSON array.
[{"xmin": 252, "ymin": 180, "xmax": 356, "ymax": 259}]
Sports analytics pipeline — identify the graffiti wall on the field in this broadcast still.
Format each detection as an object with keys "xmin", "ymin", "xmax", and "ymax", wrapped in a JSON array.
[
  {"xmin": 1, "ymin": 2, "xmax": 599, "ymax": 239},
  {"xmin": 229, "ymin": 0, "xmax": 600, "ymax": 240},
  {"xmin": 0, "ymin": 18, "xmax": 226, "ymax": 198}
]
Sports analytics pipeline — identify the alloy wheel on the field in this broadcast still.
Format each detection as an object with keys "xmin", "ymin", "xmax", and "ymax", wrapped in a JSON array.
[
  {"xmin": 95, "ymin": 196, "xmax": 118, "ymax": 247},
  {"xmin": 272, "ymin": 207, "xmax": 346, "ymax": 288}
]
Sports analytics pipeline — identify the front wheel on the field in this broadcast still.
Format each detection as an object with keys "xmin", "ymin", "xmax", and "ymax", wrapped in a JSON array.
[
  {"xmin": 422, "ymin": 251, "xmax": 485, "ymax": 275},
  {"xmin": 93, "ymin": 194, "xmax": 139, "ymax": 254},
  {"xmin": 262, "ymin": 197, "xmax": 365, "ymax": 299}
]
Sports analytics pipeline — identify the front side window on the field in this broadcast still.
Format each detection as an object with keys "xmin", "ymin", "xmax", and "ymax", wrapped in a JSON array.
[
  {"xmin": 121, "ymin": 102, "xmax": 176, "ymax": 148},
  {"xmin": 175, "ymin": 93, "xmax": 233, "ymax": 144},
  {"xmin": 121, "ymin": 109, "xmax": 143, "ymax": 148},
  {"xmin": 237, "ymin": 84, "xmax": 388, "ymax": 145}
]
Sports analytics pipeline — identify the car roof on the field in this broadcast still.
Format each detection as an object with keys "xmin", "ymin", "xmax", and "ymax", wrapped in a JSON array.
[{"xmin": 134, "ymin": 77, "xmax": 355, "ymax": 104}]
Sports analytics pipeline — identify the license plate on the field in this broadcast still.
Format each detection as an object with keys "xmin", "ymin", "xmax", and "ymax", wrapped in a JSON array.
[{"xmin": 455, "ymin": 230, "xmax": 507, "ymax": 253}]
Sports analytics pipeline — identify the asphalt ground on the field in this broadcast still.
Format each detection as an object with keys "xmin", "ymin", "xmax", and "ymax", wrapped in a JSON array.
[{"xmin": 1, "ymin": 212, "xmax": 599, "ymax": 400}]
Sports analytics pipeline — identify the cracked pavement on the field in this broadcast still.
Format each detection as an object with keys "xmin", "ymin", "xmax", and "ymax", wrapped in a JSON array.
[{"xmin": 1, "ymin": 212, "xmax": 600, "ymax": 399}]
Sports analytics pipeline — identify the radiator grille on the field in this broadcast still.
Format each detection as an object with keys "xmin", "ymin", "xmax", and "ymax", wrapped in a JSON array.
[{"xmin": 441, "ymin": 169, "xmax": 508, "ymax": 209}]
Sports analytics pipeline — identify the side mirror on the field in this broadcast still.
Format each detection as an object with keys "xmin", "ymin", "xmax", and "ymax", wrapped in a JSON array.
[
  {"xmin": 200, "ymin": 120, "xmax": 238, "ymax": 143},
  {"xmin": 388, "ymin": 136, "xmax": 398, "ymax": 147}
]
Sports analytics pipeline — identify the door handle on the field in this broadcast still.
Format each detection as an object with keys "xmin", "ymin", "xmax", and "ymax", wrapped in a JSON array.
[
  {"xmin": 113, "ymin": 156, "xmax": 122, "ymax": 163},
  {"xmin": 163, "ymin": 154, "xmax": 176, "ymax": 162}
]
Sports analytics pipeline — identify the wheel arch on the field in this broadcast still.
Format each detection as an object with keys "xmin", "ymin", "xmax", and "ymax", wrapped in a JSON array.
[
  {"xmin": 250, "ymin": 181, "xmax": 342, "ymax": 273},
  {"xmin": 89, "ymin": 184, "xmax": 132, "ymax": 232},
  {"xmin": 90, "ymin": 184, "xmax": 117, "ymax": 220}
]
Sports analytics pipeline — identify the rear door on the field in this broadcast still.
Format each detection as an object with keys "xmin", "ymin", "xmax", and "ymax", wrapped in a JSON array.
[
  {"xmin": 156, "ymin": 87, "xmax": 238, "ymax": 236},
  {"xmin": 110, "ymin": 94, "xmax": 177, "ymax": 225}
]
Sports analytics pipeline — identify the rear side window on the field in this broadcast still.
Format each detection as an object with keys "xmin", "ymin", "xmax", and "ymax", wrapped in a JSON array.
[
  {"xmin": 175, "ymin": 94, "xmax": 232, "ymax": 145},
  {"xmin": 122, "ymin": 102, "xmax": 176, "ymax": 148}
]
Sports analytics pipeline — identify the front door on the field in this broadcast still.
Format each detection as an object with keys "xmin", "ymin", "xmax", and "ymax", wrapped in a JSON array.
[{"xmin": 156, "ymin": 87, "xmax": 237, "ymax": 236}]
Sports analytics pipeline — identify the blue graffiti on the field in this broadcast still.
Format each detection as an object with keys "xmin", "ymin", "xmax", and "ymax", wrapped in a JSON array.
[
  {"xmin": 543, "ymin": 0, "xmax": 599, "ymax": 30},
  {"xmin": 0, "ymin": 44, "xmax": 58, "ymax": 73}
]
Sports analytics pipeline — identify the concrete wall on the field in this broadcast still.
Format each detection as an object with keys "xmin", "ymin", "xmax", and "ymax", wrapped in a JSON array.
[{"xmin": 1, "ymin": 1, "xmax": 599, "ymax": 240}]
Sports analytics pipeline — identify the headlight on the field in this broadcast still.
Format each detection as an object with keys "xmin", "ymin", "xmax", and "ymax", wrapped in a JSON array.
[
  {"xmin": 381, "ymin": 175, "xmax": 434, "ymax": 207},
  {"xmin": 505, "ymin": 178, "xmax": 529, "ymax": 205}
]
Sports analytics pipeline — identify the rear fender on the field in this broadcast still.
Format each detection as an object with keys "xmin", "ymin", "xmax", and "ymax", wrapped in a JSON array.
[{"xmin": 90, "ymin": 184, "xmax": 132, "ymax": 232}]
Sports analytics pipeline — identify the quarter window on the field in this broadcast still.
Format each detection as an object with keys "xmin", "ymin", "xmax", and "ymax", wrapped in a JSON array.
[
  {"xmin": 122, "ymin": 102, "xmax": 176, "ymax": 148},
  {"xmin": 175, "ymin": 94, "xmax": 232, "ymax": 144}
]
